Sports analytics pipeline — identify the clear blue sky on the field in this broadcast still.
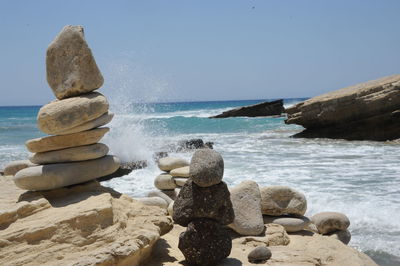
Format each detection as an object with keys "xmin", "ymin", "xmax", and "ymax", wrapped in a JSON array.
[{"xmin": 1, "ymin": 0, "xmax": 400, "ymax": 105}]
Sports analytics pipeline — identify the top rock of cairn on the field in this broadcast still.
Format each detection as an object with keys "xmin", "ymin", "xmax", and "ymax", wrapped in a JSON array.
[{"xmin": 46, "ymin": 25, "xmax": 104, "ymax": 100}]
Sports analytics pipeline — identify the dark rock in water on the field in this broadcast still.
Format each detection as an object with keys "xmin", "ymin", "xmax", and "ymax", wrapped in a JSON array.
[
  {"xmin": 190, "ymin": 149, "xmax": 224, "ymax": 187},
  {"xmin": 173, "ymin": 179, "xmax": 234, "ymax": 226},
  {"xmin": 177, "ymin": 138, "xmax": 214, "ymax": 150},
  {"xmin": 98, "ymin": 160, "xmax": 147, "ymax": 181},
  {"xmin": 178, "ymin": 218, "xmax": 232, "ymax": 266},
  {"xmin": 285, "ymin": 75, "xmax": 400, "ymax": 141},
  {"xmin": 210, "ymin": 99, "xmax": 284, "ymax": 118},
  {"xmin": 248, "ymin": 246, "xmax": 272, "ymax": 263}
]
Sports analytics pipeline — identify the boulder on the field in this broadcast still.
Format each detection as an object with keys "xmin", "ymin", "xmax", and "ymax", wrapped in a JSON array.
[
  {"xmin": 327, "ymin": 229, "xmax": 351, "ymax": 245},
  {"xmin": 228, "ymin": 180, "xmax": 264, "ymax": 236},
  {"xmin": 169, "ymin": 166, "xmax": 189, "ymax": 177},
  {"xmin": 310, "ymin": 212, "xmax": 350, "ymax": 234},
  {"xmin": 154, "ymin": 174, "xmax": 177, "ymax": 190},
  {"xmin": 210, "ymin": 99, "xmax": 285, "ymax": 118},
  {"xmin": 173, "ymin": 179, "xmax": 234, "ymax": 227},
  {"xmin": 0, "ymin": 176, "xmax": 172, "ymax": 266},
  {"xmin": 248, "ymin": 246, "xmax": 272, "ymax": 263},
  {"xmin": 53, "ymin": 112, "xmax": 113, "ymax": 135},
  {"xmin": 25, "ymin": 127, "xmax": 109, "ymax": 153},
  {"xmin": 46, "ymin": 25, "xmax": 104, "ymax": 100},
  {"xmin": 135, "ymin": 197, "xmax": 168, "ymax": 209},
  {"xmin": 263, "ymin": 215, "xmax": 311, "ymax": 233},
  {"xmin": 178, "ymin": 218, "xmax": 232, "ymax": 266},
  {"xmin": 260, "ymin": 186, "xmax": 307, "ymax": 216},
  {"xmin": 173, "ymin": 177, "xmax": 187, "ymax": 187},
  {"xmin": 285, "ymin": 74, "xmax": 400, "ymax": 141},
  {"xmin": 189, "ymin": 149, "xmax": 224, "ymax": 187},
  {"xmin": 4, "ymin": 160, "xmax": 36, "ymax": 176},
  {"xmin": 14, "ymin": 155, "xmax": 120, "ymax": 191},
  {"xmin": 37, "ymin": 92, "xmax": 109, "ymax": 135},
  {"xmin": 29, "ymin": 143, "xmax": 108, "ymax": 164},
  {"xmin": 157, "ymin": 157, "xmax": 189, "ymax": 172}
]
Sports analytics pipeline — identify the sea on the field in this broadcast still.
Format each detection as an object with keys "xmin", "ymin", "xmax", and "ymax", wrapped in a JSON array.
[{"xmin": 1, "ymin": 99, "xmax": 399, "ymax": 266}]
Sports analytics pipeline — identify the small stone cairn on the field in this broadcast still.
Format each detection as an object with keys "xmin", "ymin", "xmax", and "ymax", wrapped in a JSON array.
[
  {"xmin": 172, "ymin": 149, "xmax": 235, "ymax": 265},
  {"xmin": 12, "ymin": 25, "xmax": 120, "ymax": 191}
]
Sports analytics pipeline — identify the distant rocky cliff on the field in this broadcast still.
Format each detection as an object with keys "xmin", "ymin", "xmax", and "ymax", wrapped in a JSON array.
[
  {"xmin": 210, "ymin": 99, "xmax": 284, "ymax": 118},
  {"xmin": 285, "ymin": 75, "xmax": 400, "ymax": 141}
]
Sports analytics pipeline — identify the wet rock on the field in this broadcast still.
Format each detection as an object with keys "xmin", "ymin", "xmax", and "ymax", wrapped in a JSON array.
[
  {"xmin": 311, "ymin": 212, "xmax": 350, "ymax": 234},
  {"xmin": 189, "ymin": 149, "xmax": 224, "ymax": 187},
  {"xmin": 248, "ymin": 246, "xmax": 272, "ymax": 263},
  {"xmin": 260, "ymin": 186, "xmax": 307, "ymax": 216}
]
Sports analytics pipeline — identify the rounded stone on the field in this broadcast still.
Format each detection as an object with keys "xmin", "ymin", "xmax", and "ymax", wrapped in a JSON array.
[
  {"xmin": 167, "ymin": 201, "xmax": 174, "ymax": 216},
  {"xmin": 25, "ymin": 127, "xmax": 109, "ymax": 153},
  {"xmin": 147, "ymin": 190, "xmax": 173, "ymax": 205},
  {"xmin": 169, "ymin": 166, "xmax": 190, "ymax": 177},
  {"xmin": 13, "ymin": 155, "xmax": 120, "ymax": 191},
  {"xmin": 29, "ymin": 143, "xmax": 109, "ymax": 164},
  {"xmin": 174, "ymin": 177, "xmax": 187, "ymax": 187},
  {"xmin": 157, "ymin": 157, "xmax": 189, "ymax": 172},
  {"xmin": 311, "ymin": 212, "xmax": 350, "ymax": 235},
  {"xmin": 260, "ymin": 186, "xmax": 307, "ymax": 216},
  {"xmin": 46, "ymin": 25, "xmax": 104, "ymax": 100},
  {"xmin": 263, "ymin": 215, "xmax": 311, "ymax": 233},
  {"xmin": 248, "ymin": 246, "xmax": 272, "ymax": 263},
  {"xmin": 328, "ymin": 229, "xmax": 351, "ymax": 245},
  {"xmin": 173, "ymin": 179, "xmax": 234, "ymax": 227},
  {"xmin": 178, "ymin": 218, "xmax": 232, "ymax": 266},
  {"xmin": 53, "ymin": 112, "xmax": 113, "ymax": 135},
  {"xmin": 37, "ymin": 92, "xmax": 109, "ymax": 135},
  {"xmin": 189, "ymin": 149, "xmax": 224, "ymax": 187},
  {"xmin": 154, "ymin": 174, "xmax": 177, "ymax": 190},
  {"xmin": 135, "ymin": 197, "xmax": 168, "ymax": 209},
  {"xmin": 4, "ymin": 160, "xmax": 37, "ymax": 176},
  {"xmin": 228, "ymin": 180, "xmax": 265, "ymax": 236}
]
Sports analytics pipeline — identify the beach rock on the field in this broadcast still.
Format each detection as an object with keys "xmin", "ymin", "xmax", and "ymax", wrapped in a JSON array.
[
  {"xmin": 167, "ymin": 201, "xmax": 174, "ymax": 216},
  {"xmin": 178, "ymin": 218, "xmax": 232, "ymax": 266},
  {"xmin": 169, "ymin": 166, "xmax": 190, "ymax": 177},
  {"xmin": 311, "ymin": 212, "xmax": 350, "ymax": 234},
  {"xmin": 327, "ymin": 229, "xmax": 351, "ymax": 245},
  {"xmin": 14, "ymin": 155, "xmax": 120, "ymax": 191},
  {"xmin": 248, "ymin": 246, "xmax": 272, "ymax": 263},
  {"xmin": 4, "ymin": 160, "xmax": 36, "ymax": 176},
  {"xmin": 53, "ymin": 112, "xmax": 113, "ymax": 135},
  {"xmin": 135, "ymin": 197, "xmax": 168, "ymax": 209},
  {"xmin": 177, "ymin": 138, "xmax": 212, "ymax": 150},
  {"xmin": 263, "ymin": 215, "xmax": 311, "ymax": 233},
  {"xmin": 210, "ymin": 99, "xmax": 284, "ymax": 118},
  {"xmin": 174, "ymin": 177, "xmax": 187, "ymax": 187},
  {"xmin": 25, "ymin": 127, "xmax": 109, "ymax": 153},
  {"xmin": 285, "ymin": 74, "xmax": 400, "ymax": 141},
  {"xmin": 157, "ymin": 157, "xmax": 189, "ymax": 172},
  {"xmin": 154, "ymin": 174, "xmax": 177, "ymax": 190},
  {"xmin": 46, "ymin": 25, "xmax": 104, "ymax": 100},
  {"xmin": 260, "ymin": 186, "xmax": 307, "ymax": 216},
  {"xmin": 29, "ymin": 143, "xmax": 108, "ymax": 164},
  {"xmin": 173, "ymin": 179, "xmax": 234, "ymax": 226},
  {"xmin": 189, "ymin": 149, "xmax": 224, "ymax": 187},
  {"xmin": 235, "ymin": 223, "xmax": 290, "ymax": 247},
  {"xmin": 147, "ymin": 190, "xmax": 174, "ymax": 205},
  {"xmin": 37, "ymin": 92, "xmax": 108, "ymax": 135},
  {"xmin": 228, "ymin": 180, "xmax": 264, "ymax": 236},
  {"xmin": 0, "ymin": 175, "xmax": 172, "ymax": 266}
]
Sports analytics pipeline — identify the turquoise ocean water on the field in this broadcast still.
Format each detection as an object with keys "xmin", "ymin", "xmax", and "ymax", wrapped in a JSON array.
[{"xmin": 1, "ymin": 99, "xmax": 399, "ymax": 265}]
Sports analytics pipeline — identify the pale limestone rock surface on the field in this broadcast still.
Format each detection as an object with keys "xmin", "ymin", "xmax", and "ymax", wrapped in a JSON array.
[
  {"xmin": 4, "ymin": 160, "xmax": 36, "ymax": 176},
  {"xmin": 25, "ymin": 127, "xmax": 109, "ymax": 153},
  {"xmin": 135, "ymin": 197, "xmax": 168, "ymax": 209},
  {"xmin": 174, "ymin": 177, "xmax": 187, "ymax": 187},
  {"xmin": 0, "ymin": 176, "xmax": 173, "ymax": 266},
  {"xmin": 53, "ymin": 111, "xmax": 113, "ymax": 135},
  {"xmin": 263, "ymin": 215, "xmax": 311, "ymax": 233},
  {"xmin": 157, "ymin": 157, "xmax": 189, "ymax": 172},
  {"xmin": 260, "ymin": 186, "xmax": 307, "ymax": 216},
  {"xmin": 46, "ymin": 25, "xmax": 104, "ymax": 100},
  {"xmin": 169, "ymin": 166, "xmax": 190, "ymax": 177},
  {"xmin": 154, "ymin": 174, "xmax": 177, "ymax": 190}
]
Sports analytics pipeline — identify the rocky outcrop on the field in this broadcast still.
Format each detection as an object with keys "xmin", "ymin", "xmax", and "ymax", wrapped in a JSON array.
[
  {"xmin": 0, "ymin": 175, "xmax": 173, "ymax": 266},
  {"xmin": 210, "ymin": 99, "xmax": 284, "ymax": 118},
  {"xmin": 285, "ymin": 75, "xmax": 400, "ymax": 141}
]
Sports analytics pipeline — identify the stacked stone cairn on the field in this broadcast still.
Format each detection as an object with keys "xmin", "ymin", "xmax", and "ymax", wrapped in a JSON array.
[
  {"xmin": 172, "ymin": 149, "xmax": 235, "ymax": 265},
  {"xmin": 12, "ymin": 25, "xmax": 120, "ymax": 191}
]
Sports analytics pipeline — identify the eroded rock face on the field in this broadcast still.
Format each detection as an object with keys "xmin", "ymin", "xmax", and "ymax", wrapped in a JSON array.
[
  {"xmin": 189, "ymin": 149, "xmax": 224, "ymax": 187},
  {"xmin": 173, "ymin": 179, "xmax": 234, "ymax": 226},
  {"xmin": 178, "ymin": 218, "xmax": 232, "ymax": 265},
  {"xmin": 260, "ymin": 186, "xmax": 307, "ymax": 216},
  {"xmin": 285, "ymin": 74, "xmax": 400, "ymax": 141},
  {"xmin": 0, "ymin": 176, "xmax": 173, "ymax": 266},
  {"xmin": 46, "ymin": 25, "xmax": 104, "ymax": 100}
]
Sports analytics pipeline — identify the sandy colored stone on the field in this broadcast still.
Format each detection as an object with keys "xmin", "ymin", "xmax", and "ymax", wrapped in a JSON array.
[
  {"xmin": 29, "ymin": 143, "xmax": 108, "ymax": 164},
  {"xmin": 14, "ymin": 155, "xmax": 120, "ymax": 191},
  {"xmin": 25, "ymin": 127, "xmax": 109, "ymax": 153},
  {"xmin": 3, "ymin": 160, "xmax": 37, "ymax": 176},
  {"xmin": 260, "ymin": 186, "xmax": 307, "ymax": 216},
  {"xmin": 0, "ymin": 176, "xmax": 172, "ymax": 266},
  {"xmin": 173, "ymin": 177, "xmax": 187, "ymax": 187},
  {"xmin": 154, "ymin": 174, "xmax": 177, "ymax": 190},
  {"xmin": 37, "ymin": 92, "xmax": 109, "ymax": 135},
  {"xmin": 169, "ymin": 166, "xmax": 190, "ymax": 177},
  {"xmin": 46, "ymin": 25, "xmax": 104, "ymax": 100},
  {"xmin": 189, "ymin": 149, "xmax": 224, "ymax": 187},
  {"xmin": 311, "ymin": 212, "xmax": 350, "ymax": 234},
  {"xmin": 147, "ymin": 190, "xmax": 174, "ymax": 205},
  {"xmin": 228, "ymin": 180, "xmax": 264, "ymax": 235},
  {"xmin": 53, "ymin": 112, "xmax": 113, "ymax": 135},
  {"xmin": 135, "ymin": 197, "xmax": 168, "ymax": 209},
  {"xmin": 157, "ymin": 157, "xmax": 189, "ymax": 172},
  {"xmin": 167, "ymin": 201, "xmax": 174, "ymax": 216},
  {"xmin": 263, "ymin": 215, "xmax": 311, "ymax": 233}
]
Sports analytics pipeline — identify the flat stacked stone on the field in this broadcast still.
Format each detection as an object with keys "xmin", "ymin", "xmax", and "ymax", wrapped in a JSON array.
[
  {"xmin": 173, "ymin": 149, "xmax": 234, "ymax": 265},
  {"xmin": 13, "ymin": 25, "xmax": 120, "ymax": 191}
]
